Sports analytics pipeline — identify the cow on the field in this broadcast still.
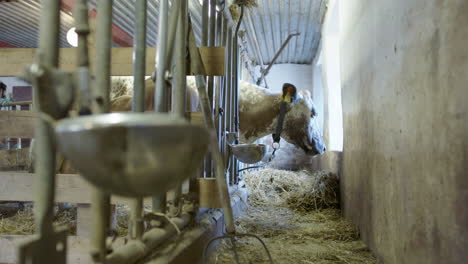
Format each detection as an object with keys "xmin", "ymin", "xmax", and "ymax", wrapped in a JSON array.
[
  {"xmin": 32, "ymin": 76, "xmax": 324, "ymax": 173},
  {"xmin": 239, "ymin": 81, "xmax": 326, "ymax": 156}
]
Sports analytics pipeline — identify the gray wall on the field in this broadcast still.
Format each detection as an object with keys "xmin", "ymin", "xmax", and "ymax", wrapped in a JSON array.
[{"xmin": 340, "ymin": 0, "xmax": 468, "ymax": 263}]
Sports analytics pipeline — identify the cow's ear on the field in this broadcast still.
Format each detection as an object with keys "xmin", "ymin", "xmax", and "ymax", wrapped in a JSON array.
[{"xmin": 282, "ymin": 83, "xmax": 297, "ymax": 102}]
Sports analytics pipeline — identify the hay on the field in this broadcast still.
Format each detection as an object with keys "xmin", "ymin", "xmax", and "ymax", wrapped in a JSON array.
[
  {"xmin": 0, "ymin": 204, "xmax": 77, "ymax": 235},
  {"xmin": 243, "ymin": 169, "xmax": 340, "ymax": 211},
  {"xmin": 0, "ymin": 203, "xmax": 131, "ymax": 236},
  {"xmin": 208, "ymin": 169, "xmax": 377, "ymax": 264}
]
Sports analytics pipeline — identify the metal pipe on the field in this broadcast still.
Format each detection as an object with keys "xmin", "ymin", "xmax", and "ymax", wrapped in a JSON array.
[
  {"xmin": 105, "ymin": 213, "xmax": 191, "ymax": 264},
  {"xmin": 202, "ymin": 0, "xmax": 209, "ymax": 46},
  {"xmin": 132, "ymin": 0, "xmax": 147, "ymax": 113},
  {"xmin": 207, "ymin": 0, "xmax": 216, "ymax": 104},
  {"xmin": 33, "ymin": 0, "xmax": 60, "ymax": 237},
  {"xmin": 153, "ymin": 0, "xmax": 170, "ymax": 214},
  {"xmin": 74, "ymin": 0, "xmax": 92, "ymax": 115},
  {"xmin": 93, "ymin": 0, "xmax": 113, "ymax": 114},
  {"xmin": 155, "ymin": 0, "xmax": 169, "ymax": 113},
  {"xmin": 172, "ymin": 0, "xmax": 187, "ymax": 117},
  {"xmin": 257, "ymin": 33, "xmax": 300, "ymax": 85},
  {"xmin": 130, "ymin": 0, "xmax": 148, "ymax": 240},
  {"xmin": 167, "ymin": 0, "xmax": 187, "ymax": 216},
  {"xmin": 91, "ymin": 0, "xmax": 113, "ymax": 261},
  {"xmin": 164, "ymin": 0, "xmax": 182, "ymax": 70}
]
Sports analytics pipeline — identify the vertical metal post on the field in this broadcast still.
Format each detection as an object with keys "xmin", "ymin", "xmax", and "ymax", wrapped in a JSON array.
[
  {"xmin": 130, "ymin": 0, "xmax": 147, "ymax": 240},
  {"xmin": 202, "ymin": 0, "xmax": 209, "ymax": 46},
  {"xmin": 91, "ymin": 0, "xmax": 113, "ymax": 261},
  {"xmin": 232, "ymin": 6, "xmax": 244, "ymax": 185},
  {"xmin": 164, "ymin": 0, "xmax": 182, "ymax": 69},
  {"xmin": 172, "ymin": 0, "xmax": 187, "ymax": 118},
  {"xmin": 214, "ymin": 11, "xmax": 223, "ymax": 144},
  {"xmin": 154, "ymin": 0, "xmax": 169, "ymax": 214},
  {"xmin": 225, "ymin": 28, "xmax": 233, "ymax": 184},
  {"xmin": 34, "ymin": 0, "xmax": 60, "ymax": 237},
  {"xmin": 167, "ymin": 0, "xmax": 187, "ymax": 216}
]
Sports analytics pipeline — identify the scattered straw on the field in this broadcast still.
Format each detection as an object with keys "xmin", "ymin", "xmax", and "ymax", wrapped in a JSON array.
[
  {"xmin": 243, "ymin": 169, "xmax": 340, "ymax": 211},
  {"xmin": 0, "ymin": 204, "xmax": 77, "ymax": 235},
  {"xmin": 209, "ymin": 169, "xmax": 377, "ymax": 264}
]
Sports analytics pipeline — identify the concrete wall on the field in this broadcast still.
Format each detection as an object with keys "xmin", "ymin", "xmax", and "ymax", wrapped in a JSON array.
[{"xmin": 339, "ymin": 0, "xmax": 468, "ymax": 263}]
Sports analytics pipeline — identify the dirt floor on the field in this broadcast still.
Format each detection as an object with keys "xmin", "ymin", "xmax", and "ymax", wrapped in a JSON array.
[{"xmin": 208, "ymin": 169, "xmax": 378, "ymax": 264}]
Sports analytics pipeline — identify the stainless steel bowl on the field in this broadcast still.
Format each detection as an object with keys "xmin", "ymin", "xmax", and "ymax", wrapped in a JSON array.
[
  {"xmin": 55, "ymin": 113, "xmax": 209, "ymax": 197},
  {"xmin": 231, "ymin": 144, "xmax": 267, "ymax": 164}
]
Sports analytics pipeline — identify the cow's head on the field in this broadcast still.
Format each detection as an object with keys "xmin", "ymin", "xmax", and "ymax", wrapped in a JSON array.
[{"xmin": 280, "ymin": 84, "xmax": 326, "ymax": 156}]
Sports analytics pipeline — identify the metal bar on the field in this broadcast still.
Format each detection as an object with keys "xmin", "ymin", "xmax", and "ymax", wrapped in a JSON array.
[
  {"xmin": 167, "ymin": 0, "xmax": 187, "ymax": 216},
  {"xmin": 93, "ymin": 0, "xmax": 113, "ymax": 114},
  {"xmin": 91, "ymin": 0, "xmax": 113, "ymax": 261},
  {"xmin": 132, "ymin": 0, "xmax": 147, "ymax": 113},
  {"xmin": 202, "ymin": 0, "xmax": 209, "ymax": 46},
  {"xmin": 164, "ymin": 0, "xmax": 182, "ymax": 69},
  {"xmin": 75, "ymin": 0, "xmax": 92, "ymax": 115},
  {"xmin": 130, "ymin": 0, "xmax": 147, "ymax": 240},
  {"xmin": 155, "ymin": 0, "xmax": 169, "ymax": 113},
  {"xmin": 172, "ymin": 0, "xmax": 187, "ymax": 118},
  {"xmin": 33, "ymin": 0, "xmax": 60, "ymax": 238},
  {"xmin": 153, "ymin": 0, "xmax": 170, "ymax": 214},
  {"xmin": 257, "ymin": 33, "xmax": 300, "ymax": 85}
]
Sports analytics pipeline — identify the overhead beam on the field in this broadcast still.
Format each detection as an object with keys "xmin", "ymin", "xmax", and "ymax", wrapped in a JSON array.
[
  {"xmin": 0, "ymin": 111, "xmax": 203, "ymax": 138},
  {"xmin": 0, "ymin": 47, "xmax": 156, "ymax": 76}
]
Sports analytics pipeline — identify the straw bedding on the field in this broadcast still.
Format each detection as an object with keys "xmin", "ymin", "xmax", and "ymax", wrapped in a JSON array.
[{"xmin": 209, "ymin": 169, "xmax": 377, "ymax": 264}]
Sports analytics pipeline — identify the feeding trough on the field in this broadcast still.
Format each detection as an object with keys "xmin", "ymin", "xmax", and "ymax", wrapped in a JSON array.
[
  {"xmin": 55, "ymin": 112, "xmax": 210, "ymax": 197},
  {"xmin": 231, "ymin": 144, "xmax": 268, "ymax": 164}
]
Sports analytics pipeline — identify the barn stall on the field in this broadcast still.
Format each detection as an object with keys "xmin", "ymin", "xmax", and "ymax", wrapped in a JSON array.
[{"xmin": 1, "ymin": 0, "xmax": 466, "ymax": 264}]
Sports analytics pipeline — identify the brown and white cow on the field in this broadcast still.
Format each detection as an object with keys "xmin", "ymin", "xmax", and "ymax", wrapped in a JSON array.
[
  {"xmin": 49, "ymin": 77, "xmax": 324, "ymax": 173},
  {"xmin": 239, "ymin": 80, "xmax": 326, "ymax": 156},
  {"xmin": 110, "ymin": 77, "xmax": 325, "ymax": 156}
]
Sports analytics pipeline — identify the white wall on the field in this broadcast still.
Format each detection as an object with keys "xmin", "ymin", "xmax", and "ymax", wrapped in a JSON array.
[
  {"xmin": 254, "ymin": 63, "xmax": 314, "ymax": 94},
  {"xmin": 319, "ymin": 0, "xmax": 343, "ymax": 151}
]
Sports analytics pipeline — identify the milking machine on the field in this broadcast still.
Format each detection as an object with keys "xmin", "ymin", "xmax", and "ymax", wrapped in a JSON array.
[{"xmin": 17, "ymin": 0, "xmax": 273, "ymax": 263}]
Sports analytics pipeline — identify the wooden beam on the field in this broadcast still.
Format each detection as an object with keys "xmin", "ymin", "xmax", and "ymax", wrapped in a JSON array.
[
  {"xmin": 0, "ymin": 111, "xmax": 35, "ymax": 138},
  {"xmin": 0, "ymin": 172, "xmax": 152, "ymax": 205},
  {"xmin": 0, "ymin": 47, "xmax": 156, "ymax": 77},
  {"xmin": 0, "ymin": 111, "xmax": 204, "ymax": 138},
  {"xmin": 0, "ymin": 235, "xmax": 126, "ymax": 264}
]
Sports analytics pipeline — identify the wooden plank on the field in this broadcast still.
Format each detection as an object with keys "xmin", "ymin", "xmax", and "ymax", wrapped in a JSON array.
[
  {"xmin": 0, "ymin": 172, "xmax": 151, "ymax": 205},
  {"xmin": 0, "ymin": 111, "xmax": 35, "ymax": 138},
  {"xmin": 0, "ymin": 47, "xmax": 156, "ymax": 77},
  {"xmin": 0, "ymin": 111, "xmax": 204, "ymax": 138},
  {"xmin": 0, "ymin": 235, "xmax": 126, "ymax": 264}
]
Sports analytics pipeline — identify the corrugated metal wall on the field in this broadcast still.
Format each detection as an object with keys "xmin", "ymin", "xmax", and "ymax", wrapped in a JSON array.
[{"xmin": 0, "ymin": 0, "xmax": 327, "ymax": 65}]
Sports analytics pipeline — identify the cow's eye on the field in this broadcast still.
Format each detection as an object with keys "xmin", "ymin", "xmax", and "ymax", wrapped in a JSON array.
[{"xmin": 311, "ymin": 110, "xmax": 316, "ymax": 117}]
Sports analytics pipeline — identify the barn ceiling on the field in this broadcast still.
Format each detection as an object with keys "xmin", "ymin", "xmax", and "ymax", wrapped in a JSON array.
[{"xmin": 0, "ymin": 0, "xmax": 327, "ymax": 65}]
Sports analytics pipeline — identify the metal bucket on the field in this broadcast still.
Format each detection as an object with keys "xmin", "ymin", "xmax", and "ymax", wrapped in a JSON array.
[
  {"xmin": 55, "ymin": 112, "xmax": 209, "ymax": 197},
  {"xmin": 231, "ymin": 144, "xmax": 267, "ymax": 164}
]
